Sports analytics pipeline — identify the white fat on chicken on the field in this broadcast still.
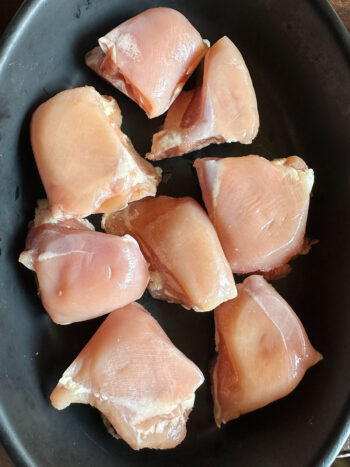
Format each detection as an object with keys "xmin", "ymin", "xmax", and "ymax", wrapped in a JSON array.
[
  {"xmin": 103, "ymin": 196, "xmax": 237, "ymax": 312},
  {"xmin": 50, "ymin": 303, "xmax": 204, "ymax": 450},
  {"xmin": 30, "ymin": 86, "xmax": 161, "ymax": 218},
  {"xmin": 18, "ymin": 201, "xmax": 149, "ymax": 324}
]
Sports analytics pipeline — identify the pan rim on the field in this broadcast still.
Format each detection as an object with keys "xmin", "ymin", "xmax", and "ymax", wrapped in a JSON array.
[{"xmin": 0, "ymin": 0, "xmax": 349, "ymax": 465}]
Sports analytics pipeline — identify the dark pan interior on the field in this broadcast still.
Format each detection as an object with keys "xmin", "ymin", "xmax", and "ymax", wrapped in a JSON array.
[{"xmin": 0, "ymin": 0, "xmax": 349, "ymax": 466}]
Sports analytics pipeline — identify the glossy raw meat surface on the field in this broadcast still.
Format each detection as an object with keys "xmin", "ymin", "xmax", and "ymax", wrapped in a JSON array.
[
  {"xmin": 103, "ymin": 196, "xmax": 236, "ymax": 311},
  {"xmin": 50, "ymin": 303, "xmax": 204, "ymax": 450},
  {"xmin": 31, "ymin": 86, "xmax": 161, "ymax": 218},
  {"xmin": 85, "ymin": 7, "xmax": 207, "ymax": 118},
  {"xmin": 195, "ymin": 155, "xmax": 314, "ymax": 274},
  {"xmin": 18, "ymin": 201, "xmax": 149, "ymax": 324},
  {"xmin": 146, "ymin": 36, "xmax": 259, "ymax": 159},
  {"xmin": 212, "ymin": 275, "xmax": 322, "ymax": 426},
  {"xmin": 1, "ymin": 0, "xmax": 349, "ymax": 466}
]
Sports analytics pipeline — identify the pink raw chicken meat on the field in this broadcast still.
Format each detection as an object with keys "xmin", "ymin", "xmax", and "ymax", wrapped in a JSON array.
[
  {"xmin": 211, "ymin": 275, "xmax": 322, "ymax": 426},
  {"xmin": 146, "ymin": 36, "xmax": 259, "ymax": 160},
  {"xmin": 31, "ymin": 86, "xmax": 161, "ymax": 218},
  {"xmin": 194, "ymin": 155, "xmax": 314, "ymax": 275},
  {"xmin": 85, "ymin": 7, "xmax": 208, "ymax": 118},
  {"xmin": 103, "ymin": 196, "xmax": 237, "ymax": 311},
  {"xmin": 18, "ymin": 200, "xmax": 149, "ymax": 324},
  {"xmin": 50, "ymin": 302, "xmax": 204, "ymax": 450}
]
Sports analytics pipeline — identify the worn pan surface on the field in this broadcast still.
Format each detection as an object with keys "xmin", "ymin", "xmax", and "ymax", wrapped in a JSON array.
[{"xmin": 0, "ymin": 0, "xmax": 349, "ymax": 465}]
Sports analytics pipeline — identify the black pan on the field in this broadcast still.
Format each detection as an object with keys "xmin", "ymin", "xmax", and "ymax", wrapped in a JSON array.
[{"xmin": 0, "ymin": 1, "xmax": 349, "ymax": 466}]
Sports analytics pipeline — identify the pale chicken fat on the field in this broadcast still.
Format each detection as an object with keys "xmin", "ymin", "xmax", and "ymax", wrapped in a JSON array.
[
  {"xmin": 31, "ymin": 86, "xmax": 161, "ymax": 218},
  {"xmin": 19, "ymin": 201, "xmax": 149, "ymax": 324},
  {"xmin": 85, "ymin": 8, "xmax": 208, "ymax": 118},
  {"xmin": 212, "ymin": 275, "xmax": 322, "ymax": 426},
  {"xmin": 147, "ymin": 36, "xmax": 259, "ymax": 160},
  {"xmin": 194, "ymin": 155, "xmax": 314, "ymax": 274},
  {"xmin": 50, "ymin": 303, "xmax": 204, "ymax": 450},
  {"xmin": 103, "ymin": 196, "xmax": 237, "ymax": 311}
]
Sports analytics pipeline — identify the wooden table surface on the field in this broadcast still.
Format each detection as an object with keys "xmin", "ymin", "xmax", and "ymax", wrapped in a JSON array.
[
  {"xmin": 330, "ymin": 0, "xmax": 350, "ymax": 30},
  {"xmin": 0, "ymin": 1, "xmax": 349, "ymax": 466}
]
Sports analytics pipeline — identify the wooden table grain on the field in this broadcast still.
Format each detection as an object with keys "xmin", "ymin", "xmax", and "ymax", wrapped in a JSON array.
[
  {"xmin": 0, "ymin": 1, "xmax": 349, "ymax": 466},
  {"xmin": 330, "ymin": 0, "xmax": 350, "ymax": 30}
]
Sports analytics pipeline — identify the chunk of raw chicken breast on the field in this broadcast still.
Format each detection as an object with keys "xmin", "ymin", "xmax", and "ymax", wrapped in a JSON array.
[
  {"xmin": 50, "ymin": 302, "xmax": 204, "ymax": 450},
  {"xmin": 194, "ymin": 155, "xmax": 314, "ymax": 274},
  {"xmin": 18, "ymin": 200, "xmax": 149, "ymax": 324},
  {"xmin": 31, "ymin": 86, "xmax": 161, "ymax": 218},
  {"xmin": 85, "ymin": 7, "xmax": 208, "ymax": 118},
  {"xmin": 146, "ymin": 36, "xmax": 259, "ymax": 160},
  {"xmin": 103, "ymin": 196, "xmax": 236, "ymax": 311},
  {"xmin": 212, "ymin": 275, "xmax": 322, "ymax": 426}
]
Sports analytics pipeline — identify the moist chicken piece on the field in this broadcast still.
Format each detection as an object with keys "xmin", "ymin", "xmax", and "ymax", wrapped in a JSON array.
[
  {"xmin": 211, "ymin": 275, "xmax": 322, "ymax": 426},
  {"xmin": 194, "ymin": 155, "xmax": 314, "ymax": 274},
  {"xmin": 50, "ymin": 302, "xmax": 204, "ymax": 450},
  {"xmin": 18, "ymin": 200, "xmax": 149, "ymax": 324},
  {"xmin": 103, "ymin": 196, "xmax": 237, "ymax": 311},
  {"xmin": 31, "ymin": 86, "xmax": 161, "ymax": 218},
  {"xmin": 85, "ymin": 7, "xmax": 208, "ymax": 118},
  {"xmin": 146, "ymin": 36, "xmax": 259, "ymax": 160}
]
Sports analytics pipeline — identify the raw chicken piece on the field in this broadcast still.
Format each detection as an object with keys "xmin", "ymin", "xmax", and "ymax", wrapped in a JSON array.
[
  {"xmin": 31, "ymin": 86, "xmax": 161, "ymax": 218},
  {"xmin": 50, "ymin": 302, "xmax": 204, "ymax": 450},
  {"xmin": 19, "ymin": 200, "xmax": 149, "ymax": 324},
  {"xmin": 194, "ymin": 155, "xmax": 314, "ymax": 274},
  {"xmin": 85, "ymin": 7, "xmax": 207, "ymax": 118},
  {"xmin": 103, "ymin": 196, "xmax": 237, "ymax": 311},
  {"xmin": 146, "ymin": 36, "xmax": 259, "ymax": 160},
  {"xmin": 212, "ymin": 275, "xmax": 322, "ymax": 426}
]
